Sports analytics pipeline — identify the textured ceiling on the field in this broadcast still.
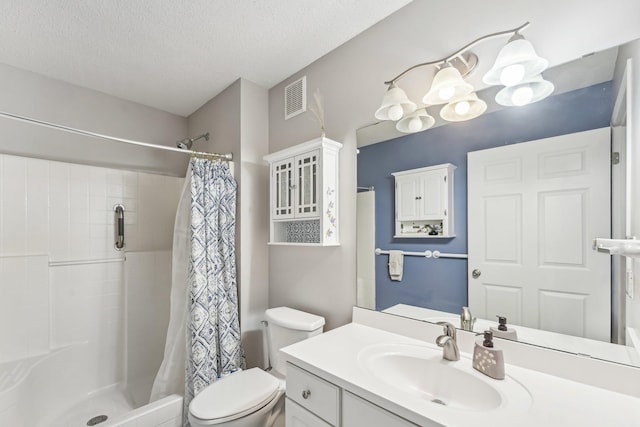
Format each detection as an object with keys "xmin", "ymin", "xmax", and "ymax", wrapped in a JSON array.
[{"xmin": 0, "ymin": 0, "xmax": 412, "ymax": 116}]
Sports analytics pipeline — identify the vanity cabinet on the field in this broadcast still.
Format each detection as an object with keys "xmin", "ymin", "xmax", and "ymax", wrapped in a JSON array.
[
  {"xmin": 285, "ymin": 362, "xmax": 420, "ymax": 427},
  {"xmin": 264, "ymin": 137, "xmax": 342, "ymax": 245},
  {"xmin": 342, "ymin": 391, "xmax": 419, "ymax": 427},
  {"xmin": 392, "ymin": 163, "xmax": 455, "ymax": 238}
]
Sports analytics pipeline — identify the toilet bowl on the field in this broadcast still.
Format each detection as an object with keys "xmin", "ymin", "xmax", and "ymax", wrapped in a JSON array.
[
  {"xmin": 188, "ymin": 368, "xmax": 284, "ymax": 427},
  {"xmin": 188, "ymin": 307, "xmax": 325, "ymax": 427}
]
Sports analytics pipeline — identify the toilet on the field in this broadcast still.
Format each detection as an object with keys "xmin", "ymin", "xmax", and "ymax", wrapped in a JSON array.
[{"xmin": 188, "ymin": 307, "xmax": 325, "ymax": 427}]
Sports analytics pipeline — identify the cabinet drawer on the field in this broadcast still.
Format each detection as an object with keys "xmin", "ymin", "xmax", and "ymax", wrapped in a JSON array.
[
  {"xmin": 286, "ymin": 363, "xmax": 339, "ymax": 425},
  {"xmin": 286, "ymin": 398, "xmax": 333, "ymax": 427},
  {"xmin": 343, "ymin": 391, "xmax": 425, "ymax": 427}
]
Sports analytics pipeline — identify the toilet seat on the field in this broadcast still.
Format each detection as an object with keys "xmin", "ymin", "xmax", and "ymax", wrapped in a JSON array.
[{"xmin": 189, "ymin": 368, "xmax": 282, "ymax": 424}]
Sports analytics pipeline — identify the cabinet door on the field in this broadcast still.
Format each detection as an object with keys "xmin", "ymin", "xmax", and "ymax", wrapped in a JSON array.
[
  {"xmin": 342, "ymin": 392, "xmax": 424, "ymax": 427},
  {"xmin": 273, "ymin": 158, "xmax": 294, "ymax": 219},
  {"xmin": 419, "ymin": 170, "xmax": 445, "ymax": 219},
  {"xmin": 286, "ymin": 398, "xmax": 333, "ymax": 427},
  {"xmin": 294, "ymin": 150, "xmax": 320, "ymax": 218},
  {"xmin": 395, "ymin": 174, "xmax": 420, "ymax": 221}
]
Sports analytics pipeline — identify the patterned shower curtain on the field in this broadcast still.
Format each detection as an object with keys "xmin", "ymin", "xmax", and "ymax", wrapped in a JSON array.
[{"xmin": 183, "ymin": 158, "xmax": 245, "ymax": 426}]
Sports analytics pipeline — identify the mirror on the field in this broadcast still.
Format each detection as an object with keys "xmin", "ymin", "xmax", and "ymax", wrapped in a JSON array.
[{"xmin": 356, "ymin": 41, "xmax": 640, "ymax": 367}]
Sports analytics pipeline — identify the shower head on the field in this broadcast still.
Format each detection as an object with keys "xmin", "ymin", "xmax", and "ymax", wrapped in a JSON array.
[{"xmin": 176, "ymin": 132, "xmax": 210, "ymax": 150}]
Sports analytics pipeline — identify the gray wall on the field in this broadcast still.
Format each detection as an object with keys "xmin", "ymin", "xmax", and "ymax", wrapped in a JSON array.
[
  {"xmin": 0, "ymin": 62, "xmax": 188, "ymax": 175},
  {"xmin": 188, "ymin": 78, "xmax": 270, "ymax": 368},
  {"xmin": 266, "ymin": 1, "xmax": 640, "ymax": 330}
]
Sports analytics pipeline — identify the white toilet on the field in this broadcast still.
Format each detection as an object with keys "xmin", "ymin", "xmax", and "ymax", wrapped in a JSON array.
[{"xmin": 188, "ymin": 307, "xmax": 325, "ymax": 427}]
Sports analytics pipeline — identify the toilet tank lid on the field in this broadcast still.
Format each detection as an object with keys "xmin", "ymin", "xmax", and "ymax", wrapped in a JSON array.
[{"xmin": 265, "ymin": 307, "xmax": 325, "ymax": 331}]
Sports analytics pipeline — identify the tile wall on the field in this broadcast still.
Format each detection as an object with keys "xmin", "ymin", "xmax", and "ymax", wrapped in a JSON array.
[{"xmin": 0, "ymin": 154, "xmax": 183, "ymax": 393}]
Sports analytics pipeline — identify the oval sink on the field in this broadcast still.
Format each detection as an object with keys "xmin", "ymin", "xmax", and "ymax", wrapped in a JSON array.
[{"xmin": 357, "ymin": 343, "xmax": 531, "ymax": 412}]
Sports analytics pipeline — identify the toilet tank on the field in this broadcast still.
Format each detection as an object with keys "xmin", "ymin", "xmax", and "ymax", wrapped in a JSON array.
[{"xmin": 265, "ymin": 307, "xmax": 325, "ymax": 375}]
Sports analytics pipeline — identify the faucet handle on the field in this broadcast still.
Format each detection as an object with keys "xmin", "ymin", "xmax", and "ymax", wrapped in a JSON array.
[{"xmin": 436, "ymin": 321, "xmax": 457, "ymax": 340}]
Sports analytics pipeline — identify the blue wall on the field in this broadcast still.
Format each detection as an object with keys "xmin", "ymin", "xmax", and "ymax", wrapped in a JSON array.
[{"xmin": 358, "ymin": 82, "xmax": 613, "ymax": 313}]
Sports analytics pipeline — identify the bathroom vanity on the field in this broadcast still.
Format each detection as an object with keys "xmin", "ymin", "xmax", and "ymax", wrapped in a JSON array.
[{"xmin": 281, "ymin": 308, "xmax": 640, "ymax": 426}]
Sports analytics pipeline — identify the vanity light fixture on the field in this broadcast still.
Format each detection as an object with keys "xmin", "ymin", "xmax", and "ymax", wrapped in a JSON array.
[
  {"xmin": 396, "ymin": 108, "xmax": 436, "ymax": 133},
  {"xmin": 375, "ymin": 22, "xmax": 553, "ymax": 133},
  {"xmin": 483, "ymin": 34, "xmax": 549, "ymax": 86},
  {"xmin": 374, "ymin": 83, "xmax": 416, "ymax": 121},
  {"xmin": 440, "ymin": 92, "xmax": 487, "ymax": 122},
  {"xmin": 494, "ymin": 74, "xmax": 555, "ymax": 107}
]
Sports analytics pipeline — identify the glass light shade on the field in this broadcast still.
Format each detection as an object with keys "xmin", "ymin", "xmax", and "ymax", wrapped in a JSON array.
[
  {"xmin": 483, "ymin": 35, "xmax": 549, "ymax": 86},
  {"xmin": 423, "ymin": 65, "xmax": 474, "ymax": 105},
  {"xmin": 374, "ymin": 85, "xmax": 416, "ymax": 121},
  {"xmin": 495, "ymin": 75, "xmax": 554, "ymax": 106},
  {"xmin": 440, "ymin": 92, "xmax": 487, "ymax": 122},
  {"xmin": 395, "ymin": 108, "xmax": 435, "ymax": 133}
]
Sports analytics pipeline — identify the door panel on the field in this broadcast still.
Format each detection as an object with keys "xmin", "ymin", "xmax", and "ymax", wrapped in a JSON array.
[{"xmin": 468, "ymin": 127, "xmax": 611, "ymax": 341}]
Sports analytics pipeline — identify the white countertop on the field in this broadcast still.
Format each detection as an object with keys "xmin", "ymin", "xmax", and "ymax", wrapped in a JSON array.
[{"xmin": 281, "ymin": 323, "xmax": 640, "ymax": 427}]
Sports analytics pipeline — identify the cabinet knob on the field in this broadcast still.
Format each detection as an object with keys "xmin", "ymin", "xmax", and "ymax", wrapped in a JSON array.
[
  {"xmin": 302, "ymin": 389, "xmax": 311, "ymax": 399},
  {"xmin": 415, "ymin": 196, "xmax": 422, "ymax": 200},
  {"xmin": 289, "ymin": 184, "xmax": 297, "ymax": 190},
  {"xmin": 472, "ymin": 269, "xmax": 481, "ymax": 279}
]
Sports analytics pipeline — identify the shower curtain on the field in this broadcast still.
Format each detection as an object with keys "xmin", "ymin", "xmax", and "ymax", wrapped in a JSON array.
[{"xmin": 150, "ymin": 158, "xmax": 245, "ymax": 426}]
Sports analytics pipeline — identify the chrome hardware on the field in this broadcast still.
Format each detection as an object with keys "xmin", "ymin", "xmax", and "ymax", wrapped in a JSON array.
[
  {"xmin": 436, "ymin": 322, "xmax": 460, "ymax": 361},
  {"xmin": 460, "ymin": 306, "xmax": 476, "ymax": 332},
  {"xmin": 472, "ymin": 269, "xmax": 481, "ymax": 279},
  {"xmin": 114, "ymin": 204, "xmax": 125, "ymax": 251},
  {"xmin": 302, "ymin": 390, "xmax": 311, "ymax": 399}
]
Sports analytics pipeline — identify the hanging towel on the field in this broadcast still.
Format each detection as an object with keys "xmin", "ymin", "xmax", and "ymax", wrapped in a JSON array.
[{"xmin": 388, "ymin": 250, "xmax": 404, "ymax": 281}]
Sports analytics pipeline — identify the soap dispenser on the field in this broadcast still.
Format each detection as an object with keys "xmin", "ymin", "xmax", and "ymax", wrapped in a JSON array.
[
  {"xmin": 473, "ymin": 331, "xmax": 505, "ymax": 380},
  {"xmin": 490, "ymin": 316, "xmax": 518, "ymax": 341}
]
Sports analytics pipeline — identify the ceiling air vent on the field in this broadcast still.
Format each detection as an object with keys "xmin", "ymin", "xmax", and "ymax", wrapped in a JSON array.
[{"xmin": 284, "ymin": 76, "xmax": 306, "ymax": 120}]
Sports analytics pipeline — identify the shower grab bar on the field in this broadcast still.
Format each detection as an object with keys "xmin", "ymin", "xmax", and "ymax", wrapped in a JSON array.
[
  {"xmin": 375, "ymin": 248, "xmax": 468, "ymax": 259},
  {"xmin": 114, "ymin": 204, "xmax": 125, "ymax": 250},
  {"xmin": 49, "ymin": 257, "xmax": 125, "ymax": 267}
]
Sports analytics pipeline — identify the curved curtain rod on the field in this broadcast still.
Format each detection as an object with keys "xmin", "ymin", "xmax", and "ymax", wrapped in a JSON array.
[
  {"xmin": 0, "ymin": 110, "xmax": 233, "ymax": 161},
  {"xmin": 383, "ymin": 22, "xmax": 530, "ymax": 85}
]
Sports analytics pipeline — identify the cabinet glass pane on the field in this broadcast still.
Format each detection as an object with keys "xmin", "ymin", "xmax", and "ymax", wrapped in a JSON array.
[{"xmin": 296, "ymin": 153, "xmax": 319, "ymax": 215}]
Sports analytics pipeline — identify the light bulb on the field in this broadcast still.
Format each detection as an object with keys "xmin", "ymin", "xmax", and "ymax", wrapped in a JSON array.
[
  {"xmin": 511, "ymin": 86, "xmax": 533, "ymax": 106},
  {"xmin": 407, "ymin": 116, "xmax": 422, "ymax": 132},
  {"xmin": 454, "ymin": 100, "xmax": 471, "ymax": 116},
  {"xmin": 387, "ymin": 104, "xmax": 404, "ymax": 121},
  {"xmin": 500, "ymin": 64, "xmax": 526, "ymax": 86},
  {"xmin": 438, "ymin": 86, "xmax": 455, "ymax": 101}
]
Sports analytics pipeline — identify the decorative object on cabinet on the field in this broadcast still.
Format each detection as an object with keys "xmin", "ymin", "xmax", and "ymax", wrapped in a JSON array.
[
  {"xmin": 264, "ymin": 137, "xmax": 342, "ymax": 245},
  {"xmin": 392, "ymin": 163, "xmax": 456, "ymax": 238}
]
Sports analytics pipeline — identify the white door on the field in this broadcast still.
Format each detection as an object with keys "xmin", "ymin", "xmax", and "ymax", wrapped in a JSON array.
[
  {"xmin": 468, "ymin": 127, "xmax": 611, "ymax": 341},
  {"xmin": 395, "ymin": 174, "xmax": 420, "ymax": 220},
  {"xmin": 419, "ymin": 169, "xmax": 445, "ymax": 219}
]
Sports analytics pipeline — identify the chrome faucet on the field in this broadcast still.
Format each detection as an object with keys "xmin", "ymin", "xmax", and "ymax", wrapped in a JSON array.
[
  {"xmin": 436, "ymin": 322, "xmax": 460, "ymax": 361},
  {"xmin": 460, "ymin": 306, "xmax": 476, "ymax": 332}
]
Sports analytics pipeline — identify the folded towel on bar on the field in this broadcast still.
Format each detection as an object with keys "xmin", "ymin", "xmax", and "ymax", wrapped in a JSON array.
[{"xmin": 388, "ymin": 250, "xmax": 404, "ymax": 281}]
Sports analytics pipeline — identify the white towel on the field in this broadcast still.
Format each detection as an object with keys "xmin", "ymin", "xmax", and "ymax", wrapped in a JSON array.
[{"xmin": 388, "ymin": 250, "xmax": 404, "ymax": 281}]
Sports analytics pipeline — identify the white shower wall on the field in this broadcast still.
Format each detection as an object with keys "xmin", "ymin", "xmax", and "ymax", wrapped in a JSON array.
[{"xmin": 0, "ymin": 153, "xmax": 183, "ymax": 393}]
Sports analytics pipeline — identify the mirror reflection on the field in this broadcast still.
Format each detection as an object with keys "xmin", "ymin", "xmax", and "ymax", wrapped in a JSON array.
[{"xmin": 356, "ymin": 41, "xmax": 640, "ymax": 367}]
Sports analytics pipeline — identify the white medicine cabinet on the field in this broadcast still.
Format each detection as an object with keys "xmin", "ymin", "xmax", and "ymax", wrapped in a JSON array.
[
  {"xmin": 264, "ymin": 137, "xmax": 342, "ymax": 246},
  {"xmin": 392, "ymin": 163, "xmax": 455, "ymax": 238}
]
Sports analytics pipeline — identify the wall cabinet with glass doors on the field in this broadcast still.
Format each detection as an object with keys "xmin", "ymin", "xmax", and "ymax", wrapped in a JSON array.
[{"xmin": 264, "ymin": 137, "xmax": 342, "ymax": 245}]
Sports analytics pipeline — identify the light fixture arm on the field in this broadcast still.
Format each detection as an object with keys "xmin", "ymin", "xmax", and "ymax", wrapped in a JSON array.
[{"xmin": 383, "ymin": 21, "xmax": 530, "ymax": 85}]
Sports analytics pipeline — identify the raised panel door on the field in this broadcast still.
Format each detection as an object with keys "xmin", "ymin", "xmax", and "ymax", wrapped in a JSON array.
[
  {"xmin": 468, "ymin": 128, "xmax": 611, "ymax": 341},
  {"xmin": 395, "ymin": 174, "xmax": 420, "ymax": 221},
  {"xmin": 419, "ymin": 170, "xmax": 445, "ymax": 219}
]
